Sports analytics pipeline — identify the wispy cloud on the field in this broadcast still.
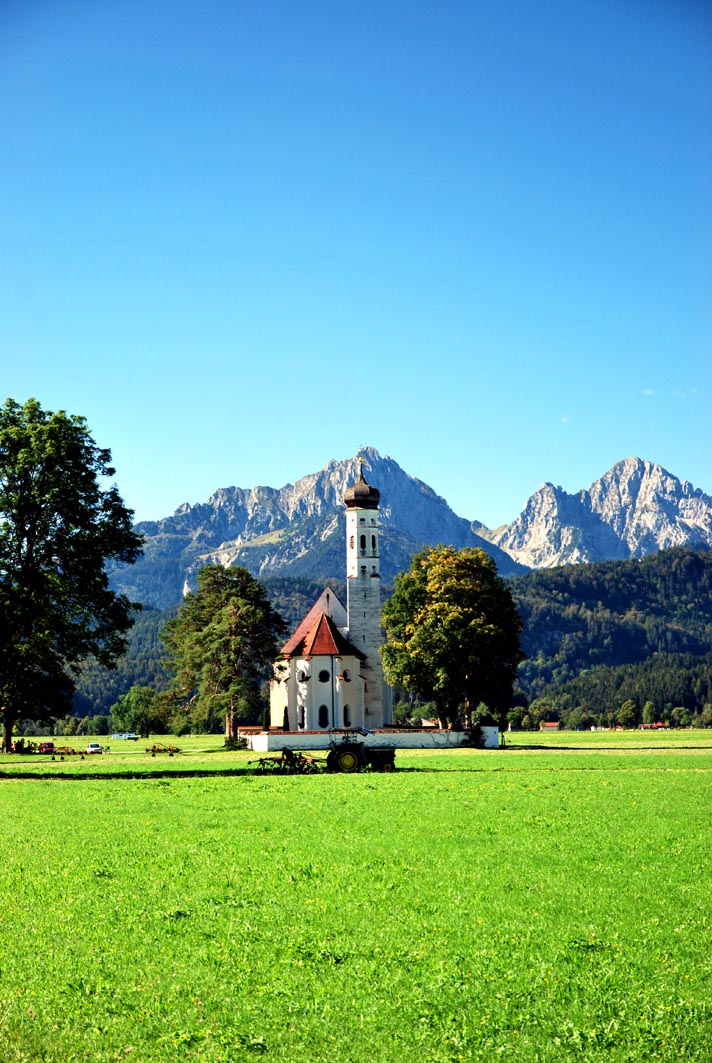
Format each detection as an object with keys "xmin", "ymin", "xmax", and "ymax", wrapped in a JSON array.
[{"xmin": 641, "ymin": 387, "xmax": 700, "ymax": 400}]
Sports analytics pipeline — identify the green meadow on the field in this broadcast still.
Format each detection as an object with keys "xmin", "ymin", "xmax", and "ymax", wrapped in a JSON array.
[{"xmin": 1, "ymin": 733, "xmax": 710, "ymax": 1062}]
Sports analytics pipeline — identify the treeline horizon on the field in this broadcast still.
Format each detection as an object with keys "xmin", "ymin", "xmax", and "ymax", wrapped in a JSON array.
[{"xmin": 29, "ymin": 545, "xmax": 712, "ymax": 736}]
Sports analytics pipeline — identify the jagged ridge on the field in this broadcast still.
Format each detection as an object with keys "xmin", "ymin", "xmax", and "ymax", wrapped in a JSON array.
[
  {"xmin": 112, "ymin": 448, "xmax": 521, "ymax": 609},
  {"xmin": 109, "ymin": 451, "xmax": 712, "ymax": 608},
  {"xmin": 488, "ymin": 457, "xmax": 712, "ymax": 569}
]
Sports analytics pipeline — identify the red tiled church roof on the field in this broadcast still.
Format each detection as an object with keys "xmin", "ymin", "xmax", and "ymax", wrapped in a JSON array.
[{"xmin": 280, "ymin": 611, "xmax": 364, "ymax": 660}]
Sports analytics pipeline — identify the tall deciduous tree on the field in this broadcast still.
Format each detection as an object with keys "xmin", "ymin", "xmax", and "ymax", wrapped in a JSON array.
[
  {"xmin": 161, "ymin": 565, "xmax": 286, "ymax": 733},
  {"xmin": 381, "ymin": 546, "xmax": 524, "ymax": 728},
  {"xmin": 0, "ymin": 398, "xmax": 143, "ymax": 751},
  {"xmin": 109, "ymin": 684, "xmax": 167, "ymax": 738}
]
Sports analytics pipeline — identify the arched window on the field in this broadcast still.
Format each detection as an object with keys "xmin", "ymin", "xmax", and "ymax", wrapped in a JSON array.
[
  {"xmin": 360, "ymin": 534, "xmax": 366, "ymax": 552},
  {"xmin": 343, "ymin": 705, "xmax": 351, "ymax": 727},
  {"xmin": 318, "ymin": 704, "xmax": 329, "ymax": 728},
  {"xmin": 371, "ymin": 535, "xmax": 376, "ymax": 551},
  {"xmin": 298, "ymin": 707, "xmax": 305, "ymax": 729}
]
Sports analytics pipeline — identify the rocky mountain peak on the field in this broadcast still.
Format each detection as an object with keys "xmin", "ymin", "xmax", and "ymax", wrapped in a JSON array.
[
  {"xmin": 488, "ymin": 458, "xmax": 712, "ymax": 568},
  {"xmin": 583, "ymin": 458, "xmax": 712, "ymax": 556},
  {"xmin": 490, "ymin": 481, "xmax": 627, "ymax": 568},
  {"xmin": 111, "ymin": 450, "xmax": 711, "ymax": 608},
  {"xmin": 115, "ymin": 447, "xmax": 521, "ymax": 609}
]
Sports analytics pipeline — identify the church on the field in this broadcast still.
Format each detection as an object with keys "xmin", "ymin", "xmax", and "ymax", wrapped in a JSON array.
[
  {"xmin": 242, "ymin": 464, "xmax": 495, "ymax": 752},
  {"xmin": 268, "ymin": 465, "xmax": 392, "ymax": 732}
]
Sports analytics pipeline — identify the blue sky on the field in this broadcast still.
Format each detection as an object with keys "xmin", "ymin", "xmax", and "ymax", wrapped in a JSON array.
[{"xmin": 2, "ymin": 0, "xmax": 709, "ymax": 527}]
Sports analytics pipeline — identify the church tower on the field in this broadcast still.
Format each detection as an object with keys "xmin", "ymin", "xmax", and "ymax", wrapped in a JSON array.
[
  {"xmin": 266, "ymin": 460, "xmax": 392, "ymax": 736},
  {"xmin": 344, "ymin": 464, "xmax": 390, "ymax": 726}
]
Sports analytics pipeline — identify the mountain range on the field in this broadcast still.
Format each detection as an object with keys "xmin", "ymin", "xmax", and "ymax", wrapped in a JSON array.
[{"xmin": 110, "ymin": 448, "xmax": 712, "ymax": 610}]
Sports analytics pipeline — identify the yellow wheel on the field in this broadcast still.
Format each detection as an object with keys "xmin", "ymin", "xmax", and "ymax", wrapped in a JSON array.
[{"xmin": 336, "ymin": 749, "xmax": 361, "ymax": 773}]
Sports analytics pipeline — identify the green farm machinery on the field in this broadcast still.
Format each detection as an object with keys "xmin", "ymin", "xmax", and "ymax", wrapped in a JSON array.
[{"xmin": 250, "ymin": 731, "xmax": 396, "ymax": 775}]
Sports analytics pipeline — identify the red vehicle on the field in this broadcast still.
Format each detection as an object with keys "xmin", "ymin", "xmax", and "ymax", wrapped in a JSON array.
[{"xmin": 38, "ymin": 741, "xmax": 55, "ymax": 754}]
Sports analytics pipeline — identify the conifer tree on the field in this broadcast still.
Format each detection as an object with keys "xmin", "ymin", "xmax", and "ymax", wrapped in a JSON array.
[{"xmin": 162, "ymin": 565, "xmax": 286, "ymax": 732}]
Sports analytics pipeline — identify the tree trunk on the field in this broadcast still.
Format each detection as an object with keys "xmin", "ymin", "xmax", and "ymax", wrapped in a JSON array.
[{"xmin": 2, "ymin": 714, "xmax": 15, "ymax": 754}]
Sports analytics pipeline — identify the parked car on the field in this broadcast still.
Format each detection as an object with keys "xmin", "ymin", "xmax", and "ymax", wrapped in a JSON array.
[
  {"xmin": 39, "ymin": 741, "xmax": 55, "ymax": 754},
  {"xmin": 86, "ymin": 742, "xmax": 103, "ymax": 755}
]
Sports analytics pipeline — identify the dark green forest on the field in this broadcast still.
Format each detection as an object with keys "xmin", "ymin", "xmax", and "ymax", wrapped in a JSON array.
[
  {"xmin": 65, "ymin": 547, "xmax": 711, "ymax": 732},
  {"xmin": 509, "ymin": 546, "xmax": 712, "ymax": 727},
  {"xmin": 73, "ymin": 606, "xmax": 176, "ymax": 716}
]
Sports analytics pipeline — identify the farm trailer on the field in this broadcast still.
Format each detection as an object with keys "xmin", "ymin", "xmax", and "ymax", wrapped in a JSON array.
[{"xmin": 249, "ymin": 736, "xmax": 396, "ymax": 775}]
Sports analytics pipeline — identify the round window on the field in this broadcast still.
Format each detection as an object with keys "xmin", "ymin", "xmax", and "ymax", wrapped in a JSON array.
[{"xmin": 318, "ymin": 669, "xmax": 330, "ymax": 683}]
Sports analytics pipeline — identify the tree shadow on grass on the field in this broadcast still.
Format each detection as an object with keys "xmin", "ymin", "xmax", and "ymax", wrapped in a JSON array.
[
  {"xmin": 0, "ymin": 764, "xmax": 474, "ymax": 780},
  {"xmin": 503, "ymin": 742, "xmax": 709, "ymax": 752},
  {"xmin": 0, "ymin": 766, "xmax": 256, "ymax": 781}
]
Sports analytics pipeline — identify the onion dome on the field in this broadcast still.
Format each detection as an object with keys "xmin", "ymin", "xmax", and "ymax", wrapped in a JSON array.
[{"xmin": 344, "ymin": 466, "xmax": 380, "ymax": 510}]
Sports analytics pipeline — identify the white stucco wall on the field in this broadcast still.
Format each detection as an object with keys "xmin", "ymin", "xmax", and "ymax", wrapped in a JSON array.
[
  {"xmin": 270, "ymin": 653, "xmax": 366, "ymax": 732},
  {"xmin": 243, "ymin": 727, "xmax": 499, "ymax": 752}
]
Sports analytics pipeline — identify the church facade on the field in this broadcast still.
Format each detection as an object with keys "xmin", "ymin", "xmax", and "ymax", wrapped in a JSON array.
[{"xmin": 269, "ymin": 466, "xmax": 392, "ymax": 731}]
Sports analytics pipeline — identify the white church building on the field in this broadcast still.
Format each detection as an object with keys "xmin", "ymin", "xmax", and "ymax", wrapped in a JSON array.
[
  {"xmin": 268, "ymin": 466, "xmax": 392, "ymax": 733},
  {"xmin": 239, "ymin": 464, "xmax": 497, "ymax": 753}
]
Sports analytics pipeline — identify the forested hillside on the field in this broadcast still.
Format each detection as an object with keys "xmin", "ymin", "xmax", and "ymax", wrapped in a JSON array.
[
  {"xmin": 510, "ymin": 547, "xmax": 712, "ymax": 726},
  {"xmin": 74, "ymin": 607, "xmax": 175, "ymax": 716}
]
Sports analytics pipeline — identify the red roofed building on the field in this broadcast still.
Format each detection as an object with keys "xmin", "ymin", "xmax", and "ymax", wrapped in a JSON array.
[{"xmin": 269, "ymin": 466, "xmax": 392, "ymax": 731}]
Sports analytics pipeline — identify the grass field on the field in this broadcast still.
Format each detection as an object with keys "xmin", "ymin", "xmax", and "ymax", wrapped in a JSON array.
[{"xmin": 1, "ymin": 733, "xmax": 710, "ymax": 1062}]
